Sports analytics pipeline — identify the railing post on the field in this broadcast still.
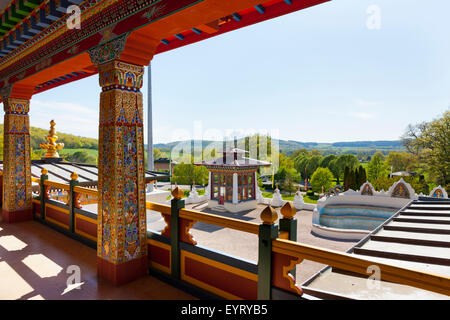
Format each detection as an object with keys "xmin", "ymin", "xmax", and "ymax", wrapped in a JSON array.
[
  {"xmin": 40, "ymin": 168, "xmax": 48, "ymax": 220},
  {"xmin": 170, "ymin": 187, "xmax": 184, "ymax": 279},
  {"xmin": 258, "ymin": 205, "xmax": 279, "ymax": 300},
  {"xmin": 68, "ymin": 172, "xmax": 79, "ymax": 233},
  {"xmin": 279, "ymin": 202, "xmax": 297, "ymax": 278}
]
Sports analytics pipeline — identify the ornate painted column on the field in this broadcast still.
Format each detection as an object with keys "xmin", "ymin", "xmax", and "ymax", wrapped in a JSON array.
[
  {"xmin": 89, "ymin": 36, "xmax": 148, "ymax": 285},
  {"xmin": 1, "ymin": 88, "xmax": 32, "ymax": 223}
]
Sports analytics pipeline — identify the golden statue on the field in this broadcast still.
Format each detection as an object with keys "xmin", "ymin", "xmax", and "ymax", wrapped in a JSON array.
[{"xmin": 40, "ymin": 120, "xmax": 64, "ymax": 158}]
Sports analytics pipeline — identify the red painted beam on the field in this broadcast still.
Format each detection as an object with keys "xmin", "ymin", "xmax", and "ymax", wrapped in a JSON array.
[{"xmin": 155, "ymin": 0, "xmax": 330, "ymax": 54}]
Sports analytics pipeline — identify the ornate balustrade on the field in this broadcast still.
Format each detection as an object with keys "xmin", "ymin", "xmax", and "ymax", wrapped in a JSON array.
[{"xmin": 23, "ymin": 169, "xmax": 450, "ymax": 300}]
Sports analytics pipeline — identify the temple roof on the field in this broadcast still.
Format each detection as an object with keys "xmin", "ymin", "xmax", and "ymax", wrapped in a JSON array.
[{"xmin": 195, "ymin": 148, "xmax": 271, "ymax": 168}]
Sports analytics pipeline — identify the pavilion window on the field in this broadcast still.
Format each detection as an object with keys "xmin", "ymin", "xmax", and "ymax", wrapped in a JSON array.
[
  {"xmin": 226, "ymin": 187, "xmax": 232, "ymax": 202},
  {"xmin": 248, "ymin": 186, "xmax": 253, "ymax": 199},
  {"xmin": 213, "ymin": 186, "xmax": 219, "ymax": 199}
]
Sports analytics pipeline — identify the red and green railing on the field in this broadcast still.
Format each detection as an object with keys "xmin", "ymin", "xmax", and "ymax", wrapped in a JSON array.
[{"xmin": 28, "ymin": 169, "xmax": 450, "ymax": 299}]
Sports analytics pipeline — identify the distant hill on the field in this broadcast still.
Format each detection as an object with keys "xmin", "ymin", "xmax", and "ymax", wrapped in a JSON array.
[
  {"xmin": 153, "ymin": 139, "xmax": 405, "ymax": 156},
  {"xmin": 0, "ymin": 124, "xmax": 98, "ymax": 151},
  {"xmin": 0, "ymin": 122, "xmax": 403, "ymax": 158}
]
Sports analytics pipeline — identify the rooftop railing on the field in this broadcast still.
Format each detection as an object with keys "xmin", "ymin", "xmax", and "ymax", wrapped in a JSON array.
[{"xmin": 27, "ymin": 169, "xmax": 450, "ymax": 299}]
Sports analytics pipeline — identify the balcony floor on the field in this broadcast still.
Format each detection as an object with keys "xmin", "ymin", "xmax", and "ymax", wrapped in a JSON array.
[{"xmin": 0, "ymin": 220, "xmax": 195, "ymax": 300}]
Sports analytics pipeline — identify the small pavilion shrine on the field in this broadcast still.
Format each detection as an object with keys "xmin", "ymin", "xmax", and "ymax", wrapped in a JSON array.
[{"xmin": 195, "ymin": 148, "xmax": 271, "ymax": 213}]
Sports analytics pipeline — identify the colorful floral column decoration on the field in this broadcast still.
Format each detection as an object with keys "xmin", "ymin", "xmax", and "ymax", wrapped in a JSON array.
[
  {"xmin": 94, "ymin": 58, "xmax": 148, "ymax": 285},
  {"xmin": 1, "ymin": 92, "xmax": 32, "ymax": 223}
]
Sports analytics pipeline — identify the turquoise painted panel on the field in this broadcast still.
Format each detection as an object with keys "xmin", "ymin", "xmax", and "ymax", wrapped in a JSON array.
[{"xmin": 319, "ymin": 206, "xmax": 396, "ymax": 231}]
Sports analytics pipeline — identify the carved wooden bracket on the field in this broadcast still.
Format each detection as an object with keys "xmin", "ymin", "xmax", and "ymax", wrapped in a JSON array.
[
  {"xmin": 272, "ymin": 252, "xmax": 303, "ymax": 296},
  {"xmin": 160, "ymin": 213, "xmax": 197, "ymax": 245}
]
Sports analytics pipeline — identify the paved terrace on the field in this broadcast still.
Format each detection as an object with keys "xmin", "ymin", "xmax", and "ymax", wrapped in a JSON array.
[
  {"xmin": 0, "ymin": 200, "xmax": 357, "ymax": 300},
  {"xmin": 148, "ymin": 203, "xmax": 359, "ymax": 285},
  {"xmin": 0, "ymin": 221, "xmax": 194, "ymax": 300}
]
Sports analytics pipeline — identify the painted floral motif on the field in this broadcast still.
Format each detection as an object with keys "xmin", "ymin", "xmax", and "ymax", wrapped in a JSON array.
[
  {"xmin": 361, "ymin": 183, "xmax": 374, "ymax": 196},
  {"xmin": 433, "ymin": 189, "xmax": 444, "ymax": 198},
  {"xmin": 391, "ymin": 183, "xmax": 410, "ymax": 199}
]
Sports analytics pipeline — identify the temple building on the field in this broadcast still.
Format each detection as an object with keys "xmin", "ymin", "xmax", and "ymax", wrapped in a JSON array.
[{"xmin": 195, "ymin": 148, "xmax": 270, "ymax": 213}]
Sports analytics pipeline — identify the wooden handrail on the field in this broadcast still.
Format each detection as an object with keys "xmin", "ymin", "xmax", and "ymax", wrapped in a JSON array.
[
  {"xmin": 146, "ymin": 201, "xmax": 171, "ymax": 214},
  {"xmin": 73, "ymin": 186, "xmax": 98, "ymax": 196},
  {"xmin": 272, "ymin": 238, "xmax": 450, "ymax": 297},
  {"xmin": 179, "ymin": 208, "xmax": 260, "ymax": 235},
  {"xmin": 43, "ymin": 180, "xmax": 70, "ymax": 191},
  {"xmin": 31, "ymin": 177, "xmax": 40, "ymax": 183}
]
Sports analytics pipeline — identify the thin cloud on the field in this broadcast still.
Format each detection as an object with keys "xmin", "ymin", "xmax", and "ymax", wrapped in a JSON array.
[{"xmin": 350, "ymin": 112, "xmax": 377, "ymax": 119}]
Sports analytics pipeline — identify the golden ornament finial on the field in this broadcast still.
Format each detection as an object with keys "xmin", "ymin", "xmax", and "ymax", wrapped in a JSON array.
[
  {"xmin": 172, "ymin": 186, "xmax": 184, "ymax": 200},
  {"xmin": 41, "ymin": 168, "xmax": 48, "ymax": 175},
  {"xmin": 260, "ymin": 205, "xmax": 278, "ymax": 225},
  {"xmin": 281, "ymin": 202, "xmax": 296, "ymax": 220},
  {"xmin": 71, "ymin": 172, "xmax": 78, "ymax": 181},
  {"xmin": 40, "ymin": 119, "xmax": 64, "ymax": 158}
]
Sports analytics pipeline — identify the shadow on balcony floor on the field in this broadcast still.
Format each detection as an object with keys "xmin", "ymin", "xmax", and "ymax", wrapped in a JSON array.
[{"xmin": 0, "ymin": 220, "xmax": 195, "ymax": 300}]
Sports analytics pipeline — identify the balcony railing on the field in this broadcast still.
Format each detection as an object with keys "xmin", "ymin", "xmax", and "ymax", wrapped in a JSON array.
[{"xmin": 27, "ymin": 169, "xmax": 450, "ymax": 299}]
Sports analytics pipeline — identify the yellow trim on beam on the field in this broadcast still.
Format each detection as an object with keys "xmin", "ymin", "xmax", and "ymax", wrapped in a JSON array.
[
  {"xmin": 74, "ymin": 214, "xmax": 97, "ymax": 242},
  {"xmin": 148, "ymin": 239, "xmax": 171, "ymax": 274},
  {"xmin": 146, "ymin": 202, "xmax": 171, "ymax": 214},
  {"xmin": 180, "ymin": 250, "xmax": 257, "ymax": 300},
  {"xmin": 75, "ymin": 213, "xmax": 97, "ymax": 225},
  {"xmin": 179, "ymin": 208, "xmax": 260, "ymax": 235},
  {"xmin": 46, "ymin": 216, "xmax": 69, "ymax": 230},
  {"xmin": 73, "ymin": 186, "xmax": 98, "ymax": 196},
  {"xmin": 46, "ymin": 203, "xmax": 69, "ymax": 214},
  {"xmin": 44, "ymin": 180, "xmax": 70, "ymax": 191}
]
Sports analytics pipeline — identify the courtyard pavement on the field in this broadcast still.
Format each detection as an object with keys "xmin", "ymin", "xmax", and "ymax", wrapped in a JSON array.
[{"xmin": 147, "ymin": 203, "xmax": 358, "ymax": 285}]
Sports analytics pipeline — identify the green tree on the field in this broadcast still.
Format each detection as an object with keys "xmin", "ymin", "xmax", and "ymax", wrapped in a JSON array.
[
  {"xmin": 385, "ymin": 152, "xmax": 413, "ymax": 172},
  {"xmin": 343, "ymin": 166, "xmax": 350, "ymax": 190},
  {"xmin": 358, "ymin": 165, "xmax": 367, "ymax": 186},
  {"xmin": 306, "ymin": 155, "xmax": 323, "ymax": 179},
  {"xmin": 311, "ymin": 168, "xmax": 334, "ymax": 194},
  {"xmin": 367, "ymin": 152, "xmax": 388, "ymax": 182},
  {"xmin": 401, "ymin": 111, "xmax": 449, "ymax": 185},
  {"xmin": 320, "ymin": 154, "xmax": 337, "ymax": 169},
  {"xmin": 172, "ymin": 163, "xmax": 209, "ymax": 188},
  {"xmin": 330, "ymin": 154, "xmax": 360, "ymax": 184}
]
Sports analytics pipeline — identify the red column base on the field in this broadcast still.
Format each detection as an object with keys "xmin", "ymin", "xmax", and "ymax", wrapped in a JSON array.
[
  {"xmin": 97, "ymin": 255, "xmax": 148, "ymax": 286},
  {"xmin": 1, "ymin": 208, "xmax": 33, "ymax": 223}
]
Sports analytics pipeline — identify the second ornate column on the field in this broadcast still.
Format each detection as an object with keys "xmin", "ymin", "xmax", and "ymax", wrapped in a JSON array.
[{"xmin": 95, "ymin": 60, "xmax": 148, "ymax": 285}]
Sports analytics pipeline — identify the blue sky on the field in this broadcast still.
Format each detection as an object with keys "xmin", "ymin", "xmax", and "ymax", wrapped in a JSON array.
[{"xmin": 23, "ymin": 0, "xmax": 450, "ymax": 143}]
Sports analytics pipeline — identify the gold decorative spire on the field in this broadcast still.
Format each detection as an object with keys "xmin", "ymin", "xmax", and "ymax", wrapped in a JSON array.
[
  {"xmin": 281, "ymin": 202, "xmax": 296, "ymax": 220},
  {"xmin": 260, "ymin": 205, "xmax": 278, "ymax": 225},
  {"xmin": 40, "ymin": 120, "xmax": 64, "ymax": 158}
]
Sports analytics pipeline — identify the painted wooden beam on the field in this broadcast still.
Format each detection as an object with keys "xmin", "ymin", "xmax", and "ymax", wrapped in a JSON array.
[{"xmin": 254, "ymin": 4, "xmax": 265, "ymax": 14}]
